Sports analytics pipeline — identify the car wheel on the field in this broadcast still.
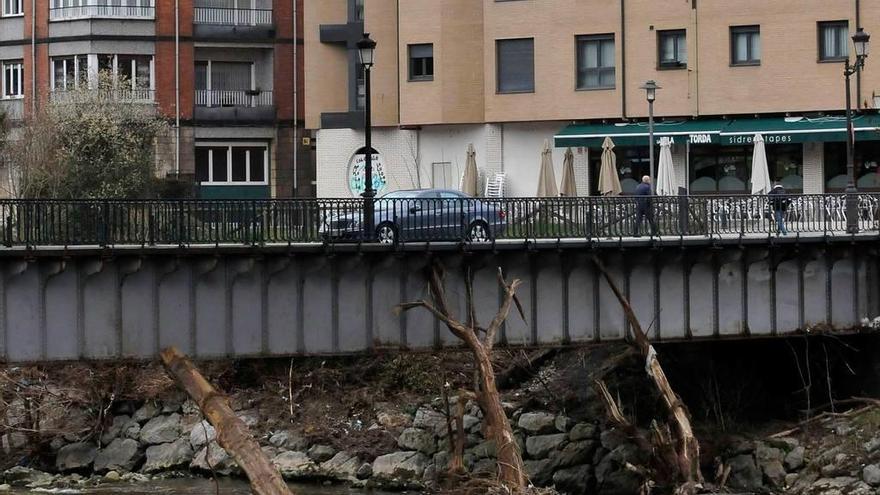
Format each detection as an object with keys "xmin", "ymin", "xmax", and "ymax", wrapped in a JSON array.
[
  {"xmin": 467, "ymin": 221, "xmax": 491, "ymax": 243},
  {"xmin": 375, "ymin": 222, "xmax": 397, "ymax": 245}
]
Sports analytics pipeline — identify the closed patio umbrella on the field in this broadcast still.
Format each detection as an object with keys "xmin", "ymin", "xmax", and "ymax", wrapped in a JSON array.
[
  {"xmin": 656, "ymin": 137, "xmax": 677, "ymax": 196},
  {"xmin": 460, "ymin": 143, "xmax": 479, "ymax": 196},
  {"xmin": 559, "ymin": 147, "xmax": 578, "ymax": 197},
  {"xmin": 536, "ymin": 139, "xmax": 559, "ymax": 197},
  {"xmin": 598, "ymin": 137, "xmax": 622, "ymax": 196},
  {"xmin": 750, "ymin": 133, "xmax": 772, "ymax": 195}
]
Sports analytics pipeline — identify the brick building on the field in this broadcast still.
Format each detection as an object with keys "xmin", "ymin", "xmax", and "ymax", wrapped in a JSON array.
[
  {"xmin": 0, "ymin": 0, "xmax": 314, "ymax": 198},
  {"xmin": 306, "ymin": 0, "xmax": 880, "ymax": 199}
]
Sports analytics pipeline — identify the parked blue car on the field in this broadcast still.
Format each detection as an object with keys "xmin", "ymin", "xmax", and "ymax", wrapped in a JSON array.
[{"xmin": 320, "ymin": 189, "xmax": 507, "ymax": 244}]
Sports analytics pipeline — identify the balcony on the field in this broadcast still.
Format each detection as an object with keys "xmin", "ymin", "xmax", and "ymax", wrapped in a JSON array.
[
  {"xmin": 193, "ymin": 3, "xmax": 274, "ymax": 39},
  {"xmin": 49, "ymin": 1, "xmax": 155, "ymax": 20},
  {"xmin": 194, "ymin": 89, "xmax": 275, "ymax": 122},
  {"xmin": 50, "ymin": 88, "xmax": 155, "ymax": 104}
]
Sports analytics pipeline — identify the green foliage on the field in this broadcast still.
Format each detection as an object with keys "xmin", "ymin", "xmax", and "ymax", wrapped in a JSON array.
[{"xmin": 7, "ymin": 71, "xmax": 169, "ymax": 199}]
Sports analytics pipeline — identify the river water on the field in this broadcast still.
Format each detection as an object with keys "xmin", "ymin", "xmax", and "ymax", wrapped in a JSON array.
[{"xmin": 12, "ymin": 478, "xmax": 404, "ymax": 494}]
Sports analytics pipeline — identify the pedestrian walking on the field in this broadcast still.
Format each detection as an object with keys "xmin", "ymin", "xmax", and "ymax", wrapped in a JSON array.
[
  {"xmin": 634, "ymin": 175, "xmax": 657, "ymax": 237},
  {"xmin": 768, "ymin": 182, "xmax": 789, "ymax": 236}
]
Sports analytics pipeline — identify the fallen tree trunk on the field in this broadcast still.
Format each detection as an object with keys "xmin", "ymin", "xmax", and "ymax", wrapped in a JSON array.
[
  {"xmin": 591, "ymin": 256, "xmax": 703, "ymax": 493},
  {"xmin": 160, "ymin": 346, "xmax": 294, "ymax": 495}
]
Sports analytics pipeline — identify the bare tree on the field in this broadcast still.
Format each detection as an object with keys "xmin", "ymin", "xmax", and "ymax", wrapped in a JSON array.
[{"xmin": 397, "ymin": 261, "xmax": 527, "ymax": 492}]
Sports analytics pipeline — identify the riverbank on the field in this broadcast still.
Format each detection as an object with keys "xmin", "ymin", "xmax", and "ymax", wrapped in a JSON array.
[{"xmin": 0, "ymin": 335, "xmax": 877, "ymax": 494}]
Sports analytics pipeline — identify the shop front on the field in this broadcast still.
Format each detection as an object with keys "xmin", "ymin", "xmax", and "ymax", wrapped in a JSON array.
[{"xmin": 555, "ymin": 115, "xmax": 880, "ymax": 195}]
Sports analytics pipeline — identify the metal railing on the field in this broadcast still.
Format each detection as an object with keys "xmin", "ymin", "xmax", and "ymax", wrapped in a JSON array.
[
  {"xmin": 49, "ymin": 3, "xmax": 155, "ymax": 20},
  {"xmin": 193, "ymin": 7, "xmax": 272, "ymax": 25},
  {"xmin": 194, "ymin": 89, "xmax": 273, "ymax": 108},
  {"xmin": 50, "ymin": 88, "xmax": 155, "ymax": 103},
  {"xmin": 0, "ymin": 194, "xmax": 877, "ymax": 248}
]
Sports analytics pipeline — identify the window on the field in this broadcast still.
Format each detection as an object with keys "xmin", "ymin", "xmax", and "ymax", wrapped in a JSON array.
[
  {"xmin": 819, "ymin": 21, "xmax": 849, "ymax": 61},
  {"xmin": 658, "ymin": 30, "xmax": 687, "ymax": 68},
  {"xmin": 588, "ymin": 145, "xmax": 653, "ymax": 195},
  {"xmin": 353, "ymin": 0, "xmax": 363, "ymax": 20},
  {"xmin": 195, "ymin": 60, "xmax": 254, "ymax": 107},
  {"xmin": 767, "ymin": 144, "xmax": 803, "ymax": 191},
  {"xmin": 731, "ymin": 26, "xmax": 760, "ymax": 65},
  {"xmin": 2, "ymin": 0, "xmax": 22, "ymax": 16},
  {"xmin": 408, "ymin": 44, "xmax": 434, "ymax": 81},
  {"xmin": 576, "ymin": 34, "xmax": 615, "ymax": 90},
  {"xmin": 825, "ymin": 141, "xmax": 880, "ymax": 191},
  {"xmin": 496, "ymin": 38, "xmax": 534, "ymax": 93},
  {"xmin": 690, "ymin": 145, "xmax": 751, "ymax": 193},
  {"xmin": 51, "ymin": 55, "xmax": 89, "ymax": 91},
  {"xmin": 2, "ymin": 61, "xmax": 23, "ymax": 99},
  {"xmin": 195, "ymin": 144, "xmax": 269, "ymax": 185}
]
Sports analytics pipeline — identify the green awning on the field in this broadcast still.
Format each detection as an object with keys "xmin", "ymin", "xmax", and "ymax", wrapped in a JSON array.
[
  {"xmin": 719, "ymin": 115, "xmax": 880, "ymax": 145},
  {"xmin": 554, "ymin": 119, "xmax": 728, "ymax": 148}
]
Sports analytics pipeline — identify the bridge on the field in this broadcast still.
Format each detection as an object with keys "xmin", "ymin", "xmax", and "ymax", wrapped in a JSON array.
[{"xmin": 0, "ymin": 195, "xmax": 877, "ymax": 362}]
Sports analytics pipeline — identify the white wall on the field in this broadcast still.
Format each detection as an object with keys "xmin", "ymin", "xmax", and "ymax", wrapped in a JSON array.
[
  {"xmin": 418, "ymin": 124, "xmax": 487, "ymax": 190},
  {"xmin": 501, "ymin": 122, "xmax": 569, "ymax": 197}
]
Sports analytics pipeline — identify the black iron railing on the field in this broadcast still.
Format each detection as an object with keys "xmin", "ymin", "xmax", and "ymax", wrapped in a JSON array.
[{"xmin": 0, "ymin": 194, "xmax": 877, "ymax": 248}]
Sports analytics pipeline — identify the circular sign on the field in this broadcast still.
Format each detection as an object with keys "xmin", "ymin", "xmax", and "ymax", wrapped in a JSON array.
[{"xmin": 348, "ymin": 147, "xmax": 388, "ymax": 196}]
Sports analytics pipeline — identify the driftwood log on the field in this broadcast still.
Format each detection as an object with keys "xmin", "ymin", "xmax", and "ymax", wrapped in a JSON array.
[
  {"xmin": 591, "ymin": 256, "xmax": 703, "ymax": 494},
  {"xmin": 160, "ymin": 346, "xmax": 294, "ymax": 495},
  {"xmin": 397, "ymin": 262, "xmax": 527, "ymax": 491}
]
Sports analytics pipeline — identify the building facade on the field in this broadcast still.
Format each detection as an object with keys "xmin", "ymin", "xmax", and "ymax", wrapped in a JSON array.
[
  {"xmin": 306, "ymin": 0, "xmax": 880, "ymax": 199},
  {"xmin": 0, "ymin": 0, "xmax": 315, "ymax": 198}
]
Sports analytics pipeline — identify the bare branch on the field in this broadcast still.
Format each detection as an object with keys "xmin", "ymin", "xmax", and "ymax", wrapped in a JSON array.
[{"xmin": 484, "ymin": 268, "xmax": 523, "ymax": 350}]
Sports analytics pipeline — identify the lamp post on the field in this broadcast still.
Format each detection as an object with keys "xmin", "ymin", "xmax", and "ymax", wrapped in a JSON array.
[
  {"xmin": 357, "ymin": 33, "xmax": 377, "ymax": 239},
  {"xmin": 845, "ymin": 28, "xmax": 870, "ymax": 234},
  {"xmin": 640, "ymin": 80, "xmax": 661, "ymax": 188}
]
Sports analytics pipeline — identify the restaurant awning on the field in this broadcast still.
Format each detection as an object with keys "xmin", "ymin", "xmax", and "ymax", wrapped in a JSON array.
[
  {"xmin": 554, "ymin": 119, "xmax": 729, "ymax": 148},
  {"xmin": 719, "ymin": 115, "xmax": 880, "ymax": 145}
]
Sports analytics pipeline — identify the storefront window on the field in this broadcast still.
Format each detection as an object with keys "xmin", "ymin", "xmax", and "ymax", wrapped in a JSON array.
[
  {"xmin": 767, "ymin": 144, "xmax": 803, "ymax": 192},
  {"xmin": 589, "ymin": 145, "xmax": 652, "ymax": 195},
  {"xmin": 825, "ymin": 142, "xmax": 880, "ymax": 191},
  {"xmin": 690, "ymin": 145, "xmax": 751, "ymax": 193}
]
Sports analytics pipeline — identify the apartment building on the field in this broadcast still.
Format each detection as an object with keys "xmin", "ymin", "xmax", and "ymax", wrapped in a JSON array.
[
  {"xmin": 0, "ymin": 0, "xmax": 314, "ymax": 198},
  {"xmin": 306, "ymin": 0, "xmax": 880, "ymax": 199}
]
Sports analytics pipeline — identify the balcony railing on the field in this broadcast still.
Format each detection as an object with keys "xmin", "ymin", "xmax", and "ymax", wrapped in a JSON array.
[
  {"xmin": 193, "ymin": 7, "xmax": 272, "ymax": 26},
  {"xmin": 50, "ymin": 88, "xmax": 155, "ymax": 104},
  {"xmin": 195, "ymin": 89, "xmax": 273, "ymax": 108},
  {"xmin": 49, "ymin": 2, "xmax": 155, "ymax": 20},
  {"xmin": 0, "ymin": 194, "xmax": 878, "ymax": 248}
]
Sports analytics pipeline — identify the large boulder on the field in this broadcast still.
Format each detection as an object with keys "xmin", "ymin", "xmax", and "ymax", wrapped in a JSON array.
[
  {"xmin": 191, "ymin": 442, "xmax": 240, "ymax": 476},
  {"xmin": 412, "ymin": 407, "xmax": 447, "ymax": 437},
  {"xmin": 140, "ymin": 414, "xmax": 182, "ymax": 445},
  {"xmin": 524, "ymin": 458, "xmax": 555, "ymax": 486},
  {"xmin": 471, "ymin": 440, "xmax": 495, "ymax": 459},
  {"xmin": 525, "ymin": 433, "xmax": 566, "ymax": 459},
  {"xmin": 101, "ymin": 415, "xmax": 132, "ymax": 446},
  {"xmin": 132, "ymin": 402, "xmax": 161, "ymax": 423},
  {"xmin": 94, "ymin": 438, "xmax": 142, "ymax": 473},
  {"xmin": 307, "ymin": 444, "xmax": 336, "ymax": 463},
  {"xmin": 372, "ymin": 451, "xmax": 429, "ymax": 480},
  {"xmin": 397, "ymin": 428, "xmax": 437, "ymax": 455},
  {"xmin": 268, "ymin": 431, "xmax": 308, "ymax": 451},
  {"xmin": 2, "ymin": 467, "xmax": 55, "ymax": 488},
  {"xmin": 784, "ymin": 445, "xmax": 806, "ymax": 471},
  {"xmin": 599, "ymin": 469, "xmax": 643, "ymax": 495},
  {"xmin": 320, "ymin": 451, "xmax": 361, "ymax": 480},
  {"xmin": 728, "ymin": 454, "xmax": 763, "ymax": 491},
  {"xmin": 517, "ymin": 412, "xmax": 556, "ymax": 435},
  {"xmin": 863, "ymin": 464, "xmax": 880, "ymax": 487},
  {"xmin": 555, "ymin": 440, "xmax": 597, "ymax": 468},
  {"xmin": 569, "ymin": 422, "xmax": 598, "ymax": 441},
  {"xmin": 553, "ymin": 464, "xmax": 594, "ymax": 494},
  {"xmin": 142, "ymin": 438, "xmax": 193, "ymax": 473},
  {"xmin": 273, "ymin": 451, "xmax": 318, "ymax": 479},
  {"xmin": 189, "ymin": 421, "xmax": 216, "ymax": 450},
  {"xmin": 56, "ymin": 442, "xmax": 98, "ymax": 472}
]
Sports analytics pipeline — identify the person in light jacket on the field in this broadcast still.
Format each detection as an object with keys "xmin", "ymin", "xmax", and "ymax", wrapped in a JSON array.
[
  {"xmin": 768, "ymin": 183, "xmax": 789, "ymax": 236},
  {"xmin": 634, "ymin": 176, "xmax": 657, "ymax": 237}
]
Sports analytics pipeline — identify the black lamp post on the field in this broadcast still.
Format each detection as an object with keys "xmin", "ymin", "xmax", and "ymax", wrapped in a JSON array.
[
  {"xmin": 357, "ymin": 32, "xmax": 377, "ymax": 239},
  {"xmin": 845, "ymin": 27, "xmax": 870, "ymax": 233},
  {"xmin": 640, "ymin": 80, "xmax": 661, "ymax": 188}
]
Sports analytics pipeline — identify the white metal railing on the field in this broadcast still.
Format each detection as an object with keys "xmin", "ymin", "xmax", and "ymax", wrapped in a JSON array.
[
  {"xmin": 50, "ymin": 88, "xmax": 155, "ymax": 103},
  {"xmin": 194, "ymin": 89, "xmax": 273, "ymax": 108},
  {"xmin": 49, "ymin": 2, "xmax": 155, "ymax": 20},
  {"xmin": 193, "ymin": 7, "xmax": 272, "ymax": 26}
]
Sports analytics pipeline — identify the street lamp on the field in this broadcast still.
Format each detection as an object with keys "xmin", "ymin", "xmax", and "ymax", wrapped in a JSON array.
[
  {"xmin": 356, "ymin": 32, "xmax": 377, "ymax": 239},
  {"xmin": 845, "ymin": 27, "xmax": 870, "ymax": 233},
  {"xmin": 640, "ymin": 80, "xmax": 661, "ymax": 188}
]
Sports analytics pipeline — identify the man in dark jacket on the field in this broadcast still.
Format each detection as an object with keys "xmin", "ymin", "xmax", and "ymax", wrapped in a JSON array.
[
  {"xmin": 768, "ymin": 183, "xmax": 789, "ymax": 235},
  {"xmin": 634, "ymin": 175, "xmax": 656, "ymax": 237}
]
